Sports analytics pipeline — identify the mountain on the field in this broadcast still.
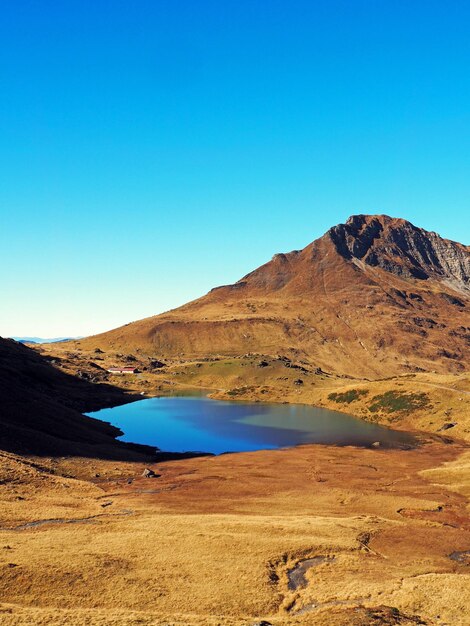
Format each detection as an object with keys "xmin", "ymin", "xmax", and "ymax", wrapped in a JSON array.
[
  {"xmin": 10, "ymin": 337, "xmax": 79, "ymax": 344},
  {"xmin": 0, "ymin": 338, "xmax": 154, "ymax": 459},
  {"xmin": 77, "ymin": 215, "xmax": 469, "ymax": 378}
]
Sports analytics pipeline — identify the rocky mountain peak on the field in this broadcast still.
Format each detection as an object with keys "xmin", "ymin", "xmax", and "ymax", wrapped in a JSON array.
[{"xmin": 328, "ymin": 214, "xmax": 470, "ymax": 291}]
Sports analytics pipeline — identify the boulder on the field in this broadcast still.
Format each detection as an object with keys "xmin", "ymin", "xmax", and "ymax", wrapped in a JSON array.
[
  {"xmin": 142, "ymin": 468, "xmax": 157, "ymax": 478},
  {"xmin": 149, "ymin": 359, "xmax": 166, "ymax": 369},
  {"xmin": 438, "ymin": 422, "xmax": 456, "ymax": 431}
]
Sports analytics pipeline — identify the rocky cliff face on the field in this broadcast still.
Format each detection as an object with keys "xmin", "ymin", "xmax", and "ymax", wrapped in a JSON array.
[{"xmin": 329, "ymin": 215, "xmax": 470, "ymax": 291}]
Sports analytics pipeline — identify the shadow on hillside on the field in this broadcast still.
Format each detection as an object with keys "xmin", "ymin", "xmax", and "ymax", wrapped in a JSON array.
[{"xmin": 0, "ymin": 338, "xmax": 157, "ymax": 460}]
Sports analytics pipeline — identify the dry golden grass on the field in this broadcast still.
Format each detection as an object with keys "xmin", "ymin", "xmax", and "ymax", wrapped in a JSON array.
[
  {"xmin": 420, "ymin": 450, "xmax": 470, "ymax": 510},
  {"xmin": 1, "ymin": 439, "xmax": 469, "ymax": 625},
  {"xmin": 14, "ymin": 342, "xmax": 469, "ymax": 624}
]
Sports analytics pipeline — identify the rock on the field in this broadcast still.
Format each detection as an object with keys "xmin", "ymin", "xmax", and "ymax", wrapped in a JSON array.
[
  {"xmin": 258, "ymin": 360, "xmax": 269, "ymax": 367},
  {"xmin": 330, "ymin": 214, "xmax": 470, "ymax": 288},
  {"xmin": 438, "ymin": 422, "xmax": 456, "ymax": 431},
  {"xmin": 142, "ymin": 468, "xmax": 157, "ymax": 478},
  {"xmin": 441, "ymin": 293, "xmax": 465, "ymax": 307},
  {"xmin": 285, "ymin": 361, "xmax": 309, "ymax": 372},
  {"xmin": 94, "ymin": 348, "xmax": 104, "ymax": 354},
  {"xmin": 371, "ymin": 441, "xmax": 381, "ymax": 447},
  {"xmin": 293, "ymin": 378, "xmax": 304, "ymax": 385},
  {"xmin": 149, "ymin": 359, "xmax": 166, "ymax": 369},
  {"xmin": 252, "ymin": 622, "xmax": 272, "ymax": 626},
  {"xmin": 76, "ymin": 370, "xmax": 91, "ymax": 380}
]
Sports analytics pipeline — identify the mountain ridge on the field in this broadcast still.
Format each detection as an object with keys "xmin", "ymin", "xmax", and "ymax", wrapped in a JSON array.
[
  {"xmin": 76, "ymin": 214, "xmax": 469, "ymax": 378},
  {"xmin": 329, "ymin": 214, "xmax": 469, "ymax": 289}
]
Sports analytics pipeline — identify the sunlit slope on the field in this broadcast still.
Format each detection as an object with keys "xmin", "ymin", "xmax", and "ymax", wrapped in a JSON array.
[{"xmin": 78, "ymin": 215, "xmax": 469, "ymax": 378}]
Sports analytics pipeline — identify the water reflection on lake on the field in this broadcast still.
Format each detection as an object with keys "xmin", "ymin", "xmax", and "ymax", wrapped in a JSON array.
[{"xmin": 87, "ymin": 396, "xmax": 415, "ymax": 454}]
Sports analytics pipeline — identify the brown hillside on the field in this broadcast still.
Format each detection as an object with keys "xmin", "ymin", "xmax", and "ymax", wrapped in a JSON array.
[
  {"xmin": 78, "ymin": 215, "xmax": 469, "ymax": 378},
  {"xmin": 0, "ymin": 338, "xmax": 154, "ymax": 459}
]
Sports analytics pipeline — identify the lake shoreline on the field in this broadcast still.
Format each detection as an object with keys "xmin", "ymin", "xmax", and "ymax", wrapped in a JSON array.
[{"xmin": 87, "ymin": 393, "xmax": 422, "ymax": 456}]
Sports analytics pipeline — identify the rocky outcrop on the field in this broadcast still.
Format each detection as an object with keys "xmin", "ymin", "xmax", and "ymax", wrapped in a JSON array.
[{"xmin": 329, "ymin": 214, "xmax": 470, "ymax": 291}]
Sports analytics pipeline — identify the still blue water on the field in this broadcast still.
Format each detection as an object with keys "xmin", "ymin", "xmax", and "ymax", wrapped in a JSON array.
[{"xmin": 87, "ymin": 396, "xmax": 415, "ymax": 454}]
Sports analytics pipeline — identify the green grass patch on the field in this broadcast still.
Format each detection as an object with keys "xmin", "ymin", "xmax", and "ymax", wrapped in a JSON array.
[
  {"xmin": 328, "ymin": 389, "xmax": 368, "ymax": 404},
  {"xmin": 368, "ymin": 390, "xmax": 429, "ymax": 414}
]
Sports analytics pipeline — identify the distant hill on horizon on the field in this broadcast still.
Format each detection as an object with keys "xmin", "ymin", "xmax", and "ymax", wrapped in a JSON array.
[
  {"xmin": 76, "ymin": 214, "xmax": 469, "ymax": 379},
  {"xmin": 10, "ymin": 336, "xmax": 81, "ymax": 344}
]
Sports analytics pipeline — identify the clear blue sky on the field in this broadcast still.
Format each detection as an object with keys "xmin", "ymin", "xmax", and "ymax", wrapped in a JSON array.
[{"xmin": 1, "ymin": 0, "xmax": 469, "ymax": 337}]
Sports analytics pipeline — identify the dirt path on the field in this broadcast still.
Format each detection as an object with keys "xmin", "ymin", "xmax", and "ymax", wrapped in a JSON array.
[{"xmin": 417, "ymin": 381, "xmax": 470, "ymax": 395}]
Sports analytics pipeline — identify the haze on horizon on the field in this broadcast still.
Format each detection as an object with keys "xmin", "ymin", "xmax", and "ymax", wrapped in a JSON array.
[{"xmin": 1, "ymin": 1, "xmax": 470, "ymax": 338}]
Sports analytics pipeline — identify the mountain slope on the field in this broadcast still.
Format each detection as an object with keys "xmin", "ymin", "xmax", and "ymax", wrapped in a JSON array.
[
  {"xmin": 78, "ymin": 215, "xmax": 470, "ymax": 378},
  {"xmin": 0, "ymin": 338, "xmax": 154, "ymax": 458}
]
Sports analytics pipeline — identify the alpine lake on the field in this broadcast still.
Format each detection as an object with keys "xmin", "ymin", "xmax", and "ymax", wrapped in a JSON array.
[{"xmin": 87, "ymin": 394, "xmax": 416, "ymax": 454}]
